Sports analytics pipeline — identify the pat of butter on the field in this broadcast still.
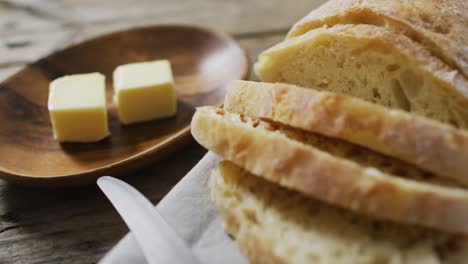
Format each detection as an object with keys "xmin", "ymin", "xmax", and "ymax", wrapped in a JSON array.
[
  {"xmin": 48, "ymin": 73, "xmax": 109, "ymax": 142},
  {"xmin": 113, "ymin": 60, "xmax": 177, "ymax": 124}
]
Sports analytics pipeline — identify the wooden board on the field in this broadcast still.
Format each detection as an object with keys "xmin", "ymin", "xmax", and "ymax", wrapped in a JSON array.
[
  {"xmin": 0, "ymin": 25, "xmax": 248, "ymax": 186},
  {"xmin": 0, "ymin": 0, "xmax": 327, "ymax": 262}
]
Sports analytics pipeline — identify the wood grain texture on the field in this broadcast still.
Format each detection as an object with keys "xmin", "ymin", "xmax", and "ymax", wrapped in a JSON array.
[
  {"xmin": 0, "ymin": 25, "xmax": 248, "ymax": 186},
  {"xmin": 0, "ymin": 0, "xmax": 327, "ymax": 262},
  {"xmin": 0, "ymin": 141, "xmax": 206, "ymax": 264},
  {"xmin": 0, "ymin": 0, "xmax": 324, "ymax": 36}
]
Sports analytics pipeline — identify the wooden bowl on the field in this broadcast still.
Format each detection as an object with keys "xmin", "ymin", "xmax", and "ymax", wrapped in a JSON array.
[{"xmin": 0, "ymin": 25, "xmax": 249, "ymax": 187}]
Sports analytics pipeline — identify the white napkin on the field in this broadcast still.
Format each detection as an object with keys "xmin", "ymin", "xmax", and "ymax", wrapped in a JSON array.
[{"xmin": 99, "ymin": 152, "xmax": 248, "ymax": 264}]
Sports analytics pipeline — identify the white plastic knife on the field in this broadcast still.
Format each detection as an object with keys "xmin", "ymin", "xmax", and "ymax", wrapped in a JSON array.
[{"xmin": 97, "ymin": 176, "xmax": 201, "ymax": 264}]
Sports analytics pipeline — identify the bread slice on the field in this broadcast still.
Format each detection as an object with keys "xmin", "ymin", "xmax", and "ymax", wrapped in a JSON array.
[
  {"xmin": 211, "ymin": 161, "xmax": 468, "ymax": 264},
  {"xmin": 224, "ymin": 80, "xmax": 468, "ymax": 184},
  {"xmin": 254, "ymin": 24, "xmax": 468, "ymax": 128},
  {"xmin": 286, "ymin": 0, "xmax": 468, "ymax": 79},
  {"xmin": 191, "ymin": 106, "xmax": 468, "ymax": 234}
]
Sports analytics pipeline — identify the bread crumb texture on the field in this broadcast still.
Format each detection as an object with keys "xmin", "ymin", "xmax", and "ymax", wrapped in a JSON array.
[
  {"xmin": 211, "ymin": 161, "xmax": 468, "ymax": 264},
  {"xmin": 287, "ymin": 0, "xmax": 468, "ymax": 79},
  {"xmin": 255, "ymin": 24, "xmax": 468, "ymax": 128}
]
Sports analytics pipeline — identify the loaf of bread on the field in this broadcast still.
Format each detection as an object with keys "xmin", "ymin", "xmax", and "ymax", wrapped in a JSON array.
[
  {"xmin": 191, "ymin": 106, "xmax": 468, "ymax": 234},
  {"xmin": 224, "ymin": 80, "xmax": 468, "ymax": 184},
  {"xmin": 287, "ymin": 0, "xmax": 468, "ymax": 79},
  {"xmin": 211, "ymin": 161, "xmax": 468, "ymax": 264},
  {"xmin": 255, "ymin": 24, "xmax": 468, "ymax": 128}
]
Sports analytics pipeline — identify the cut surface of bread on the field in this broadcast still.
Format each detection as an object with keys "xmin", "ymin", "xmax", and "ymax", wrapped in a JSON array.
[
  {"xmin": 224, "ymin": 80, "xmax": 468, "ymax": 184},
  {"xmin": 286, "ymin": 0, "xmax": 468, "ymax": 79},
  {"xmin": 191, "ymin": 106, "xmax": 468, "ymax": 234},
  {"xmin": 255, "ymin": 24, "xmax": 468, "ymax": 128},
  {"xmin": 211, "ymin": 161, "xmax": 468, "ymax": 264}
]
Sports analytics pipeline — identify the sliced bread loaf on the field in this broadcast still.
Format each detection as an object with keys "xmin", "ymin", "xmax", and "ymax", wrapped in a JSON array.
[
  {"xmin": 286, "ymin": 0, "xmax": 468, "ymax": 79},
  {"xmin": 224, "ymin": 80, "xmax": 468, "ymax": 184},
  {"xmin": 211, "ymin": 161, "xmax": 468, "ymax": 264},
  {"xmin": 191, "ymin": 106, "xmax": 468, "ymax": 234},
  {"xmin": 255, "ymin": 24, "xmax": 468, "ymax": 128}
]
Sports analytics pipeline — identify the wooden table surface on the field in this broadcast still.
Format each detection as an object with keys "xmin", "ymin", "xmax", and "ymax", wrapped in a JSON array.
[{"xmin": 0, "ymin": 0, "xmax": 325, "ymax": 262}]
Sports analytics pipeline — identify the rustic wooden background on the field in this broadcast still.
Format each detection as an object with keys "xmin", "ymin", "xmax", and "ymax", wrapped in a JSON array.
[{"xmin": 0, "ymin": 0, "xmax": 325, "ymax": 263}]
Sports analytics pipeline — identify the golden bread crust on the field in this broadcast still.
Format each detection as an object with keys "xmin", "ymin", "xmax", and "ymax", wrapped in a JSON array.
[
  {"xmin": 192, "ymin": 106, "xmax": 468, "ymax": 234},
  {"xmin": 287, "ymin": 0, "xmax": 468, "ymax": 78},
  {"xmin": 224, "ymin": 80, "xmax": 468, "ymax": 184}
]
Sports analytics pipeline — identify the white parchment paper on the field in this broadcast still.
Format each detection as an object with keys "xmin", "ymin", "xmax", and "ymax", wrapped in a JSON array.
[{"xmin": 99, "ymin": 152, "xmax": 248, "ymax": 264}]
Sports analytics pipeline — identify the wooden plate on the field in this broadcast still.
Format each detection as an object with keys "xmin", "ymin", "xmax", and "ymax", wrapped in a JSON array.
[{"xmin": 0, "ymin": 25, "xmax": 249, "ymax": 187}]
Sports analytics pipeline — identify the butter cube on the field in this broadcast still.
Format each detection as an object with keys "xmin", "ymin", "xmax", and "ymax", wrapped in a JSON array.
[
  {"xmin": 48, "ymin": 73, "xmax": 109, "ymax": 142},
  {"xmin": 113, "ymin": 60, "xmax": 177, "ymax": 124}
]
